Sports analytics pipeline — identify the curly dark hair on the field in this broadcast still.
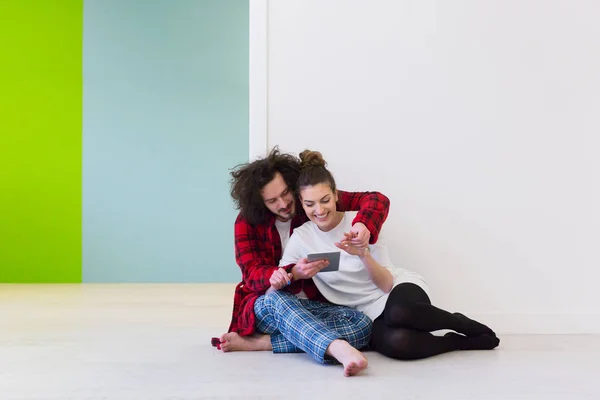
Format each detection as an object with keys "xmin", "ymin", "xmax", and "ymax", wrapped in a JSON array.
[
  {"xmin": 297, "ymin": 149, "xmax": 337, "ymax": 193},
  {"xmin": 230, "ymin": 147, "xmax": 301, "ymax": 225}
]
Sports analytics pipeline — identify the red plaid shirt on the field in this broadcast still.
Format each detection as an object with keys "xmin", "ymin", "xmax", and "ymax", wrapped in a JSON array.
[{"xmin": 227, "ymin": 190, "xmax": 390, "ymax": 336}]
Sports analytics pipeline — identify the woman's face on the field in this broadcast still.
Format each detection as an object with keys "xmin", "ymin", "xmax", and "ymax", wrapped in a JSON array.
[{"xmin": 300, "ymin": 183, "xmax": 339, "ymax": 231}]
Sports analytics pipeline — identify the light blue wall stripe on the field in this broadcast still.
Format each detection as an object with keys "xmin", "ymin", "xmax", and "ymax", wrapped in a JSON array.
[{"xmin": 83, "ymin": 0, "xmax": 248, "ymax": 282}]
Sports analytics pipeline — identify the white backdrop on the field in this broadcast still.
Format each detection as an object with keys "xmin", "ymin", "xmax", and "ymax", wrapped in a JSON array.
[{"xmin": 253, "ymin": 0, "xmax": 600, "ymax": 333}]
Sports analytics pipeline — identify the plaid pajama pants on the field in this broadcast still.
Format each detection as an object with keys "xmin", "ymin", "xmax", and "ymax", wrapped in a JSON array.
[{"xmin": 254, "ymin": 291, "xmax": 372, "ymax": 364}]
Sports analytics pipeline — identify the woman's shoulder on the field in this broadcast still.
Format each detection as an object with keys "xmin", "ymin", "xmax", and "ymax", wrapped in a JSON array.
[
  {"xmin": 292, "ymin": 219, "xmax": 316, "ymax": 236},
  {"xmin": 343, "ymin": 211, "xmax": 359, "ymax": 221}
]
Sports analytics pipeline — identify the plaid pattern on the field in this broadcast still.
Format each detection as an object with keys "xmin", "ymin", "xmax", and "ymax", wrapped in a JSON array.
[
  {"xmin": 228, "ymin": 190, "xmax": 390, "ymax": 336},
  {"xmin": 254, "ymin": 291, "xmax": 373, "ymax": 364}
]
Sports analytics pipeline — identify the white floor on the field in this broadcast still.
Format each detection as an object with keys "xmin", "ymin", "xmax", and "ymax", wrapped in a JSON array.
[{"xmin": 1, "ymin": 284, "xmax": 598, "ymax": 400}]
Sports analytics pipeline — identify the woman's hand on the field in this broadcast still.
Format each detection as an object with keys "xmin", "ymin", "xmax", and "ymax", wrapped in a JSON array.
[
  {"xmin": 335, "ymin": 234, "xmax": 369, "ymax": 257},
  {"xmin": 291, "ymin": 258, "xmax": 329, "ymax": 280},
  {"xmin": 269, "ymin": 268, "xmax": 293, "ymax": 291}
]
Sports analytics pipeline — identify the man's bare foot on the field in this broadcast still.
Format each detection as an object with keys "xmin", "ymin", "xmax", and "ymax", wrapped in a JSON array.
[
  {"xmin": 326, "ymin": 339, "xmax": 368, "ymax": 377},
  {"xmin": 219, "ymin": 332, "xmax": 272, "ymax": 352}
]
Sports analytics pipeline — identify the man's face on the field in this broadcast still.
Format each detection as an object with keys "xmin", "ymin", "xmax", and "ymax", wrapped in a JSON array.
[{"xmin": 260, "ymin": 172, "xmax": 296, "ymax": 222}]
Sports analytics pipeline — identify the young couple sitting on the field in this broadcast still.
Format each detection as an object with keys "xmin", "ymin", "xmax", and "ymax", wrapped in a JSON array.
[{"xmin": 214, "ymin": 148, "xmax": 499, "ymax": 377}]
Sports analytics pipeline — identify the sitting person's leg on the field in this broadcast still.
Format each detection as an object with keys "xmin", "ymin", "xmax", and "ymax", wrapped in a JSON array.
[
  {"xmin": 370, "ymin": 282, "xmax": 499, "ymax": 360},
  {"xmin": 219, "ymin": 299, "xmax": 300, "ymax": 354},
  {"xmin": 223, "ymin": 292, "xmax": 373, "ymax": 354},
  {"xmin": 295, "ymin": 298, "xmax": 373, "ymax": 351},
  {"xmin": 383, "ymin": 283, "xmax": 496, "ymax": 336},
  {"xmin": 248, "ymin": 300, "xmax": 369, "ymax": 356},
  {"xmin": 219, "ymin": 331, "xmax": 276, "ymax": 352},
  {"xmin": 370, "ymin": 318, "xmax": 500, "ymax": 360},
  {"xmin": 251, "ymin": 290, "xmax": 370, "ymax": 375}
]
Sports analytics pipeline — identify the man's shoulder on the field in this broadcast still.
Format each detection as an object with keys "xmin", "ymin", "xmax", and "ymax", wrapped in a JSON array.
[{"xmin": 235, "ymin": 213, "xmax": 275, "ymax": 230}]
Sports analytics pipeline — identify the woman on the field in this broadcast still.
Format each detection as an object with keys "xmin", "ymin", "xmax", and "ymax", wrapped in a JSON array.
[{"xmin": 275, "ymin": 150, "xmax": 500, "ymax": 360}]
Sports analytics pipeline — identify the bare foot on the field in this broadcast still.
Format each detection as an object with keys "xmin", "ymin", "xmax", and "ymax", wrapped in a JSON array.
[
  {"xmin": 219, "ymin": 332, "xmax": 272, "ymax": 352},
  {"xmin": 326, "ymin": 339, "xmax": 368, "ymax": 377},
  {"xmin": 343, "ymin": 359, "xmax": 368, "ymax": 377}
]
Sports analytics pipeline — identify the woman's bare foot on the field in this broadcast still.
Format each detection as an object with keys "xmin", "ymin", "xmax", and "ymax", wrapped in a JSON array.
[
  {"xmin": 326, "ymin": 339, "xmax": 368, "ymax": 377},
  {"xmin": 219, "ymin": 332, "xmax": 273, "ymax": 352}
]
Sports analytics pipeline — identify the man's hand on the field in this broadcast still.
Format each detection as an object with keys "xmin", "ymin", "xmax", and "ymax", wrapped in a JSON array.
[
  {"xmin": 291, "ymin": 258, "xmax": 329, "ymax": 280},
  {"xmin": 269, "ymin": 268, "xmax": 293, "ymax": 291},
  {"xmin": 335, "ymin": 237, "xmax": 369, "ymax": 257},
  {"xmin": 338, "ymin": 222, "xmax": 371, "ymax": 248},
  {"xmin": 336, "ymin": 220, "xmax": 371, "ymax": 251},
  {"xmin": 349, "ymin": 222, "xmax": 370, "ymax": 247}
]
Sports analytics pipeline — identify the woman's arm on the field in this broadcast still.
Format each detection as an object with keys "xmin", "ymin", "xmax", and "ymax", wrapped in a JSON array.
[
  {"xmin": 358, "ymin": 247, "xmax": 394, "ymax": 293},
  {"xmin": 335, "ymin": 234, "xmax": 394, "ymax": 293}
]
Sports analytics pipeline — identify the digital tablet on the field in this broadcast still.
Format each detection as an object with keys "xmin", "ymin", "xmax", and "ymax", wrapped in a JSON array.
[{"xmin": 307, "ymin": 251, "xmax": 341, "ymax": 272}]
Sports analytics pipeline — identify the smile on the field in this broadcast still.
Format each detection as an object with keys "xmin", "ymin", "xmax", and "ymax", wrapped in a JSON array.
[{"xmin": 314, "ymin": 212, "xmax": 328, "ymax": 221}]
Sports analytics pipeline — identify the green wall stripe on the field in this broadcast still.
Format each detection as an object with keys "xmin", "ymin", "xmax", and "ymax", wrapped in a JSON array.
[{"xmin": 0, "ymin": 1, "xmax": 82, "ymax": 283}]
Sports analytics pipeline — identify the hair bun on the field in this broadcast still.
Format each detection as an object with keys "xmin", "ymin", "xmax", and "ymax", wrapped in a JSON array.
[{"xmin": 299, "ymin": 150, "xmax": 326, "ymax": 169}]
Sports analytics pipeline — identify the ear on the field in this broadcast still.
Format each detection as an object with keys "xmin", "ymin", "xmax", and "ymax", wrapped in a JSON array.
[{"xmin": 334, "ymin": 189, "xmax": 338, "ymax": 203}]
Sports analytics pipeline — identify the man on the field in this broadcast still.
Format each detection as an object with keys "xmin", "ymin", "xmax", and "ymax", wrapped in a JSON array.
[{"xmin": 214, "ymin": 148, "xmax": 390, "ymax": 375}]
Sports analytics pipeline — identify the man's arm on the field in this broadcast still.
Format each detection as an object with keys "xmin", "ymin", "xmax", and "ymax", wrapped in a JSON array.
[
  {"xmin": 336, "ymin": 190, "xmax": 390, "ymax": 244},
  {"xmin": 234, "ymin": 215, "xmax": 278, "ymax": 293}
]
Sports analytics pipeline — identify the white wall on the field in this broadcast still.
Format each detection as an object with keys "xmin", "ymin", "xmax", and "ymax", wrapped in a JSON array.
[{"xmin": 263, "ymin": 0, "xmax": 600, "ymax": 333}]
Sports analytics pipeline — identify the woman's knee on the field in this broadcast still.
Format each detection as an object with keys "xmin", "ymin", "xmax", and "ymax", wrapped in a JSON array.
[
  {"xmin": 384, "ymin": 303, "xmax": 416, "ymax": 327},
  {"xmin": 372, "ymin": 324, "xmax": 416, "ymax": 360},
  {"xmin": 389, "ymin": 283, "xmax": 431, "ymax": 305}
]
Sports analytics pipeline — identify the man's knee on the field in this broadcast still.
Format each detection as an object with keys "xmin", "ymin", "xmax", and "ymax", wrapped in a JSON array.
[
  {"xmin": 255, "ymin": 292, "xmax": 291, "ymax": 315},
  {"xmin": 263, "ymin": 290, "xmax": 296, "ymax": 312},
  {"xmin": 332, "ymin": 308, "xmax": 373, "ymax": 348},
  {"xmin": 356, "ymin": 312, "xmax": 373, "ymax": 334},
  {"xmin": 335, "ymin": 307, "xmax": 373, "ymax": 331},
  {"xmin": 254, "ymin": 295, "xmax": 270, "ymax": 319},
  {"xmin": 254, "ymin": 295, "xmax": 279, "ymax": 333}
]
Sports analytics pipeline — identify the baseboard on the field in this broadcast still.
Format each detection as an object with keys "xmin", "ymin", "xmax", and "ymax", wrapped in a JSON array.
[
  {"xmin": 6, "ymin": 283, "xmax": 595, "ymax": 334},
  {"xmin": 468, "ymin": 313, "xmax": 600, "ymax": 334}
]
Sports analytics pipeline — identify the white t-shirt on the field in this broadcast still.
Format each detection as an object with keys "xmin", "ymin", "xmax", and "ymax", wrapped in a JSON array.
[
  {"xmin": 274, "ymin": 219, "xmax": 292, "ymax": 249},
  {"xmin": 279, "ymin": 211, "xmax": 429, "ymax": 320}
]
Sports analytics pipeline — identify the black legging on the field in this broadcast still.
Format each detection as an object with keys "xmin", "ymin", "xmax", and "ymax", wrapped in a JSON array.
[{"xmin": 369, "ymin": 283, "xmax": 499, "ymax": 360}]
